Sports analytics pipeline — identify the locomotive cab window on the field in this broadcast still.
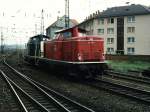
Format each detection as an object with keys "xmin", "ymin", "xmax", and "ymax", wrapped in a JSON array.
[
  {"xmin": 33, "ymin": 38, "xmax": 36, "ymax": 41},
  {"xmin": 55, "ymin": 32, "xmax": 72, "ymax": 39},
  {"xmin": 62, "ymin": 32, "xmax": 72, "ymax": 38},
  {"xmin": 79, "ymin": 32, "xmax": 86, "ymax": 36}
]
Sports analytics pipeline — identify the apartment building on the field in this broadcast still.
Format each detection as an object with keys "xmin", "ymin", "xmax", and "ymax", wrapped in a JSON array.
[{"xmin": 79, "ymin": 4, "xmax": 150, "ymax": 55}]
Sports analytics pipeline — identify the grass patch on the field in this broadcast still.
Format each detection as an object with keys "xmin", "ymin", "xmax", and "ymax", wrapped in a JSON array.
[{"xmin": 107, "ymin": 60, "xmax": 150, "ymax": 72}]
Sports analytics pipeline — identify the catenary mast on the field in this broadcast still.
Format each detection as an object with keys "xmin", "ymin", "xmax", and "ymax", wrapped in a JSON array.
[{"xmin": 65, "ymin": 0, "xmax": 69, "ymax": 29}]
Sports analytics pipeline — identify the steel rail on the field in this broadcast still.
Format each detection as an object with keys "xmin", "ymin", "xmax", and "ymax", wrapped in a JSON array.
[
  {"xmin": 26, "ymin": 76, "xmax": 95, "ymax": 112},
  {"xmin": 3, "ymin": 59, "xmax": 95, "ymax": 112},
  {"xmin": 106, "ymin": 70, "xmax": 150, "ymax": 80},
  {"xmin": 3, "ymin": 61, "xmax": 71, "ymax": 112},
  {"xmin": 104, "ymin": 73, "xmax": 150, "ymax": 85},
  {"xmin": 85, "ymin": 78, "xmax": 150, "ymax": 105},
  {"xmin": 0, "ymin": 70, "xmax": 28, "ymax": 112},
  {"xmin": 3, "ymin": 73, "xmax": 51, "ymax": 112}
]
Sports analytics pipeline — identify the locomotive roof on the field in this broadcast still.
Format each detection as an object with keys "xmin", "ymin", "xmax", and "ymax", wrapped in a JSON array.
[
  {"xmin": 30, "ymin": 34, "xmax": 49, "ymax": 39},
  {"xmin": 55, "ymin": 27, "xmax": 87, "ymax": 34}
]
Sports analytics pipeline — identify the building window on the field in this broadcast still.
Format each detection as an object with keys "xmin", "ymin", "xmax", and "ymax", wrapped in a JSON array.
[
  {"xmin": 107, "ymin": 48, "xmax": 114, "ymax": 54},
  {"xmin": 107, "ymin": 28, "xmax": 114, "ymax": 34},
  {"xmin": 86, "ymin": 23, "xmax": 89, "ymax": 27},
  {"xmin": 127, "ymin": 27, "xmax": 135, "ymax": 33},
  {"xmin": 98, "ymin": 18, "xmax": 104, "ymax": 24},
  {"xmin": 107, "ymin": 18, "xmax": 114, "ymax": 24},
  {"xmin": 107, "ymin": 38, "xmax": 114, "ymax": 44},
  {"xmin": 90, "ymin": 29, "xmax": 93, "ymax": 35},
  {"xmin": 127, "ymin": 37, "xmax": 135, "ymax": 43},
  {"xmin": 127, "ymin": 47, "xmax": 135, "ymax": 54},
  {"xmin": 127, "ymin": 16, "xmax": 135, "ymax": 23},
  {"xmin": 62, "ymin": 32, "xmax": 72, "ymax": 38},
  {"xmin": 97, "ymin": 29, "xmax": 104, "ymax": 34},
  {"xmin": 90, "ymin": 21, "xmax": 93, "ymax": 27}
]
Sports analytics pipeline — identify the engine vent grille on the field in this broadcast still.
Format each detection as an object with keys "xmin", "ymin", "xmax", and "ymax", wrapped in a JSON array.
[
  {"xmin": 94, "ymin": 52, "xmax": 100, "ymax": 59},
  {"xmin": 82, "ymin": 52, "xmax": 89, "ymax": 59}
]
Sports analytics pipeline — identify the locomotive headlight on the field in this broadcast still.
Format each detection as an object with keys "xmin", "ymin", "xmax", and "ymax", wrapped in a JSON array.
[{"xmin": 77, "ymin": 53, "xmax": 82, "ymax": 61}]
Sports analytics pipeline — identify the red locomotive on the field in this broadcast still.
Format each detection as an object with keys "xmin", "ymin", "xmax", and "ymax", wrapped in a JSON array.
[{"xmin": 25, "ymin": 26, "xmax": 107, "ymax": 78}]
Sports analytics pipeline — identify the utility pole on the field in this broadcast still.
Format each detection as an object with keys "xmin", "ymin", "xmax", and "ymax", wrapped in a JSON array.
[
  {"xmin": 65, "ymin": 0, "xmax": 69, "ymax": 29},
  {"xmin": 89, "ymin": 0, "xmax": 91, "ymax": 14},
  {"xmin": 35, "ymin": 23, "xmax": 37, "ymax": 35},
  {"xmin": 1, "ymin": 31, "xmax": 4, "ymax": 54},
  {"xmin": 126, "ymin": 2, "xmax": 130, "ymax": 5},
  {"xmin": 41, "ymin": 9, "xmax": 44, "ymax": 35}
]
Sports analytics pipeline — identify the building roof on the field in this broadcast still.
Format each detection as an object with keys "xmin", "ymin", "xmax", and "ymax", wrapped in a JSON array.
[
  {"xmin": 49, "ymin": 16, "xmax": 65, "ymax": 27},
  {"xmin": 99, "ymin": 4, "xmax": 150, "ymax": 18},
  {"xmin": 70, "ymin": 19, "xmax": 78, "ymax": 25},
  {"xmin": 46, "ymin": 15, "xmax": 78, "ymax": 29},
  {"xmin": 78, "ymin": 4, "xmax": 150, "ymax": 26}
]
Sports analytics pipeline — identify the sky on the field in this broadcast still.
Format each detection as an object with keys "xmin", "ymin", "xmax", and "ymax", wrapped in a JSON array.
[{"xmin": 0, "ymin": 0, "xmax": 150, "ymax": 45}]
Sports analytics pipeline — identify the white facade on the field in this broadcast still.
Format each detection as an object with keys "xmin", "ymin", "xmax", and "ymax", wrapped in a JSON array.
[
  {"xmin": 80, "ymin": 14, "xmax": 150, "ymax": 55},
  {"xmin": 124, "ymin": 15, "xmax": 150, "ymax": 55},
  {"xmin": 95, "ymin": 18, "xmax": 117, "ymax": 54}
]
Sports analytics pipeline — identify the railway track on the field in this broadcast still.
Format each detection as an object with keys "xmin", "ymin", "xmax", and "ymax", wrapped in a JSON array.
[
  {"xmin": 84, "ymin": 77, "xmax": 150, "ymax": 105},
  {"xmin": 0, "ymin": 71, "xmax": 21, "ymax": 112},
  {"xmin": 105, "ymin": 70, "xmax": 150, "ymax": 86},
  {"xmin": 0, "ymin": 60, "xmax": 95, "ymax": 112}
]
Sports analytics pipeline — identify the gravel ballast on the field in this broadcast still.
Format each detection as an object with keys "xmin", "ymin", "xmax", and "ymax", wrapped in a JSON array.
[{"xmin": 4, "ymin": 54, "xmax": 150, "ymax": 112}]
